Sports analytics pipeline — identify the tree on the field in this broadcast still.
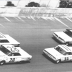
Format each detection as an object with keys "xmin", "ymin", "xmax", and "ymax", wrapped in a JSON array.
[
  {"xmin": 67, "ymin": 2, "xmax": 72, "ymax": 8},
  {"xmin": 5, "ymin": 1, "xmax": 15, "ymax": 6},
  {"xmin": 25, "ymin": 2, "xmax": 40, "ymax": 7},
  {"xmin": 59, "ymin": 1, "xmax": 67, "ymax": 8}
]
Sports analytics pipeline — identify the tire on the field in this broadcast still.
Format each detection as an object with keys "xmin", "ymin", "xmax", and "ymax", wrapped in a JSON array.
[
  {"xmin": 65, "ymin": 42, "xmax": 69, "ymax": 46},
  {"xmin": 56, "ymin": 60, "xmax": 60, "ymax": 64},
  {"xmin": 0, "ymin": 61, "xmax": 5, "ymax": 65}
]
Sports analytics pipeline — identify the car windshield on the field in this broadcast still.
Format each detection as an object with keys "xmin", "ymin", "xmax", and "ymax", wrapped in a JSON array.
[
  {"xmin": 64, "ymin": 30, "xmax": 72, "ymax": 37},
  {"xmin": 0, "ymin": 46, "xmax": 12, "ymax": 56},
  {"xmin": 55, "ymin": 46, "xmax": 67, "ymax": 55}
]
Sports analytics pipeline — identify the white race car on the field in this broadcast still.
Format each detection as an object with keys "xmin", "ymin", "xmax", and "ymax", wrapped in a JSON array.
[
  {"xmin": 43, "ymin": 45, "xmax": 72, "ymax": 63},
  {"xmin": 53, "ymin": 29, "xmax": 72, "ymax": 45},
  {"xmin": 0, "ymin": 45, "xmax": 32, "ymax": 65},
  {"xmin": 0, "ymin": 32, "xmax": 20, "ymax": 47}
]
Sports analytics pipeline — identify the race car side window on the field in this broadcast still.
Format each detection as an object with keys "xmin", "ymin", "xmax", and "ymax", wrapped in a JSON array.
[
  {"xmin": 12, "ymin": 53, "xmax": 21, "ymax": 56},
  {"xmin": 55, "ymin": 46, "xmax": 66, "ymax": 55},
  {"xmin": 67, "ymin": 52, "xmax": 72, "ymax": 55}
]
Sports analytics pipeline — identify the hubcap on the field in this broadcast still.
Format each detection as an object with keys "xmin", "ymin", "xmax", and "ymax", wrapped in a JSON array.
[
  {"xmin": 0, "ymin": 62, "xmax": 4, "ymax": 65},
  {"xmin": 56, "ymin": 60, "xmax": 59, "ymax": 63}
]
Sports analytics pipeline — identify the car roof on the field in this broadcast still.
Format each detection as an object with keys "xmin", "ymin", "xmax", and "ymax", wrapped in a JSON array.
[
  {"xmin": 2, "ymin": 45, "xmax": 19, "ymax": 53},
  {"xmin": 58, "ymin": 45, "xmax": 72, "ymax": 52},
  {"xmin": 5, "ymin": 35, "xmax": 20, "ymax": 44}
]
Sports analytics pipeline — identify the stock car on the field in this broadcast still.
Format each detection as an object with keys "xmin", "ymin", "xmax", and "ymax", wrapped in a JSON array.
[
  {"xmin": 53, "ymin": 29, "xmax": 72, "ymax": 45},
  {"xmin": 0, "ymin": 44, "xmax": 32, "ymax": 65},
  {"xmin": 43, "ymin": 45, "xmax": 72, "ymax": 63},
  {"xmin": 0, "ymin": 32, "xmax": 20, "ymax": 47}
]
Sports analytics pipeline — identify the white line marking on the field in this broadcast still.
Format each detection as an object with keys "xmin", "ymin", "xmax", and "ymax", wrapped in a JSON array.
[
  {"xmin": 4, "ymin": 17, "xmax": 11, "ymax": 22},
  {"xmin": 30, "ymin": 16, "xmax": 36, "ymax": 21},
  {"xmin": 0, "ymin": 23, "xmax": 5, "ymax": 28},
  {"xmin": 54, "ymin": 17, "xmax": 71, "ymax": 28},
  {"xmin": 47, "ymin": 17, "xmax": 55, "ymax": 21},
  {"xmin": 65, "ymin": 17, "xmax": 72, "ymax": 22},
  {"xmin": 41, "ymin": 17, "xmax": 48, "ymax": 20},
  {"xmin": 17, "ymin": 16, "xmax": 24, "ymax": 22}
]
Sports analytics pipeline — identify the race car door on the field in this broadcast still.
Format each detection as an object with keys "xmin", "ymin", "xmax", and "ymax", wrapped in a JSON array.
[{"xmin": 12, "ymin": 53, "xmax": 22, "ymax": 62}]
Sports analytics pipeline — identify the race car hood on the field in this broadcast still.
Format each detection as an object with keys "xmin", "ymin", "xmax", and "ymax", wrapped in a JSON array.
[
  {"xmin": 54, "ymin": 32, "xmax": 72, "ymax": 41},
  {"xmin": 17, "ymin": 47, "xmax": 32, "ymax": 59},
  {"xmin": 44, "ymin": 48, "xmax": 64, "ymax": 59}
]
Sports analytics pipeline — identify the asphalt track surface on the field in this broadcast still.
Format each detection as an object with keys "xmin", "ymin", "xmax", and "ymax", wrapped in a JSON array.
[{"xmin": 0, "ymin": 17, "xmax": 72, "ymax": 72}]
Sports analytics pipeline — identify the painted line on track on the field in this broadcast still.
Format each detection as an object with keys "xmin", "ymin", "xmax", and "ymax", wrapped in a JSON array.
[
  {"xmin": 54, "ymin": 17, "xmax": 71, "ymax": 28},
  {"xmin": 30, "ymin": 16, "xmax": 36, "ymax": 21},
  {"xmin": 0, "ymin": 23, "xmax": 5, "ymax": 28},
  {"xmin": 47, "ymin": 17, "xmax": 55, "ymax": 21},
  {"xmin": 41, "ymin": 17, "xmax": 48, "ymax": 20},
  {"xmin": 4, "ymin": 17, "xmax": 11, "ymax": 22},
  {"xmin": 65, "ymin": 17, "xmax": 72, "ymax": 22},
  {"xmin": 17, "ymin": 16, "xmax": 24, "ymax": 22}
]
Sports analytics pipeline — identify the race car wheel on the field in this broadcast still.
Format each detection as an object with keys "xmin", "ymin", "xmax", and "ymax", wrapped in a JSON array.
[
  {"xmin": 65, "ymin": 42, "xmax": 69, "ymax": 45},
  {"xmin": 0, "ymin": 61, "xmax": 5, "ymax": 65},
  {"xmin": 56, "ymin": 60, "xmax": 60, "ymax": 64}
]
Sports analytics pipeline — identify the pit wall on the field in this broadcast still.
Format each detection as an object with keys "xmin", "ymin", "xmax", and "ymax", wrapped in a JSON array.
[
  {"xmin": 19, "ymin": 7, "xmax": 72, "ymax": 17},
  {"xmin": 0, "ymin": 7, "xmax": 72, "ymax": 17},
  {"xmin": 0, "ymin": 7, "xmax": 21, "ymax": 17}
]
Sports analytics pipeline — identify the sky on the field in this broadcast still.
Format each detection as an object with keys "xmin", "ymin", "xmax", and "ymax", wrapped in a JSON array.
[{"xmin": 0, "ymin": 0, "xmax": 60, "ymax": 8}]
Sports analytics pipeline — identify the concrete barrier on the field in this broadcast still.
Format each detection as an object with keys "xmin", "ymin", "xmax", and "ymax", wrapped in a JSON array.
[
  {"xmin": 19, "ymin": 7, "xmax": 72, "ymax": 17},
  {"xmin": 0, "ymin": 7, "xmax": 21, "ymax": 17}
]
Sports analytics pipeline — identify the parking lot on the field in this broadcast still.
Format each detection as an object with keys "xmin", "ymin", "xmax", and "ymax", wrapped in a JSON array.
[{"xmin": 0, "ymin": 16, "xmax": 72, "ymax": 72}]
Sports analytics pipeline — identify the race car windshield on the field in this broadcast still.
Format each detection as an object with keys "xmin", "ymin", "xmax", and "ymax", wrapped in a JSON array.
[
  {"xmin": 0, "ymin": 46, "xmax": 11, "ymax": 55},
  {"xmin": 64, "ymin": 30, "xmax": 72, "ymax": 37},
  {"xmin": 55, "ymin": 46, "xmax": 66, "ymax": 55}
]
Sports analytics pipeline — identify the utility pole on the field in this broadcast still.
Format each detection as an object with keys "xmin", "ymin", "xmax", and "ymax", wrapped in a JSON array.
[{"xmin": 17, "ymin": 0, "xmax": 21, "ymax": 7}]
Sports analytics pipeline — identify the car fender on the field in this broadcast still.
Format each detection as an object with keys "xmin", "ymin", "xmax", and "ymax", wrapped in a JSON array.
[{"xmin": 61, "ymin": 57, "xmax": 65, "ymax": 61}]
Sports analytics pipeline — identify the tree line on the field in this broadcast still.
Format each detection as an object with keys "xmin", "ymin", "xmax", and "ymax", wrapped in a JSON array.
[{"xmin": 5, "ymin": 1, "xmax": 72, "ymax": 8}]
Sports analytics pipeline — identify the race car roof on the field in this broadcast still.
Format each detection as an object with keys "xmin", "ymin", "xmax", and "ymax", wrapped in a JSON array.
[
  {"xmin": 2, "ymin": 45, "xmax": 19, "ymax": 53},
  {"xmin": 58, "ymin": 45, "xmax": 72, "ymax": 52},
  {"xmin": 2, "ymin": 35, "xmax": 20, "ymax": 44},
  {"xmin": 0, "ymin": 32, "xmax": 20, "ymax": 44}
]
